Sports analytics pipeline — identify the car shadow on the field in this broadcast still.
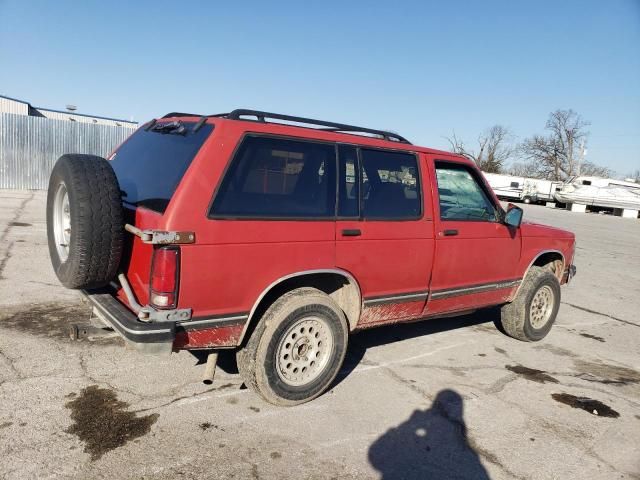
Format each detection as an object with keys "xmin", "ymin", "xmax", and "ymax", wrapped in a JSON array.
[
  {"xmin": 335, "ymin": 308, "xmax": 499, "ymax": 386},
  {"xmin": 196, "ymin": 307, "xmax": 500, "ymax": 381},
  {"xmin": 368, "ymin": 389, "xmax": 490, "ymax": 480}
]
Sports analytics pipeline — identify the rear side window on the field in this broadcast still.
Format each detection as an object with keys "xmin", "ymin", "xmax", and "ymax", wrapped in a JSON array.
[
  {"xmin": 360, "ymin": 149, "xmax": 421, "ymax": 219},
  {"xmin": 110, "ymin": 122, "xmax": 214, "ymax": 213},
  {"xmin": 210, "ymin": 136, "xmax": 336, "ymax": 218}
]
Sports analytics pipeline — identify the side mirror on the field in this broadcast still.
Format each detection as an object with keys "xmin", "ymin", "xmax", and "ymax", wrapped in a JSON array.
[{"xmin": 504, "ymin": 204, "xmax": 523, "ymax": 228}]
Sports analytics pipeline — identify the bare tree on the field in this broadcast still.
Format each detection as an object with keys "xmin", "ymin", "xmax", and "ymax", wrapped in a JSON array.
[
  {"xmin": 519, "ymin": 109, "xmax": 597, "ymax": 180},
  {"xmin": 627, "ymin": 169, "xmax": 640, "ymax": 183},
  {"xmin": 579, "ymin": 161, "xmax": 612, "ymax": 178},
  {"xmin": 507, "ymin": 161, "xmax": 541, "ymax": 178},
  {"xmin": 446, "ymin": 125, "xmax": 512, "ymax": 173}
]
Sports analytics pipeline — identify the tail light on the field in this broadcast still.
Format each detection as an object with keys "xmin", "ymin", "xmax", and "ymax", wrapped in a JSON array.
[{"xmin": 150, "ymin": 247, "xmax": 180, "ymax": 309}]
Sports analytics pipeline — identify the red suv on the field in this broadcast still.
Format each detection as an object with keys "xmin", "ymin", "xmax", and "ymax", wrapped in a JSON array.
[{"xmin": 46, "ymin": 109, "xmax": 576, "ymax": 405}]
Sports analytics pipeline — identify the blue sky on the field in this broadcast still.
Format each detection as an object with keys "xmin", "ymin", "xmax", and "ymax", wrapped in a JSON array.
[{"xmin": 1, "ymin": 0, "xmax": 639, "ymax": 175}]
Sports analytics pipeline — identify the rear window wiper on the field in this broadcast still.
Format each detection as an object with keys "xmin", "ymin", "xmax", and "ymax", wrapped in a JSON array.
[{"xmin": 151, "ymin": 120, "xmax": 186, "ymax": 135}]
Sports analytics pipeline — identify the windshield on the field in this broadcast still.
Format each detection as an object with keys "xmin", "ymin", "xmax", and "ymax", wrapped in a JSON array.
[{"xmin": 110, "ymin": 122, "xmax": 214, "ymax": 213}]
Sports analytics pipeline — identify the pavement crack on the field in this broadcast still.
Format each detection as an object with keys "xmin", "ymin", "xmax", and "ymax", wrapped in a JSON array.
[
  {"xmin": 77, "ymin": 351, "xmax": 143, "ymax": 400},
  {"xmin": 379, "ymin": 365, "xmax": 434, "ymax": 401},
  {"xmin": 483, "ymin": 373, "xmax": 519, "ymax": 394},
  {"xmin": 0, "ymin": 192, "xmax": 35, "ymax": 278},
  {"xmin": 496, "ymin": 396, "xmax": 632, "ymax": 477},
  {"xmin": 132, "ymin": 386, "xmax": 226, "ymax": 413},
  {"xmin": 0, "ymin": 347, "xmax": 22, "ymax": 379},
  {"xmin": 468, "ymin": 440, "xmax": 528, "ymax": 480},
  {"xmin": 562, "ymin": 302, "xmax": 638, "ymax": 328},
  {"xmin": 430, "ymin": 391, "xmax": 527, "ymax": 480}
]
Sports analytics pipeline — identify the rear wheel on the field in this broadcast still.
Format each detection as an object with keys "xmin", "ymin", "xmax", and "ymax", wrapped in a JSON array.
[
  {"xmin": 499, "ymin": 266, "xmax": 560, "ymax": 341},
  {"xmin": 46, "ymin": 154, "xmax": 124, "ymax": 289},
  {"xmin": 237, "ymin": 288, "xmax": 349, "ymax": 406}
]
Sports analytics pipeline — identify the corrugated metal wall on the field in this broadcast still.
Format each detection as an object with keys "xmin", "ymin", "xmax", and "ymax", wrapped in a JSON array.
[
  {"xmin": 0, "ymin": 97, "xmax": 29, "ymax": 116},
  {"xmin": 0, "ymin": 113, "xmax": 137, "ymax": 190},
  {"xmin": 37, "ymin": 109, "xmax": 138, "ymax": 127}
]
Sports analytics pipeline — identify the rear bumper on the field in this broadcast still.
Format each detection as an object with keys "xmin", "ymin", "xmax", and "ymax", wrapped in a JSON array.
[{"xmin": 82, "ymin": 290, "xmax": 175, "ymax": 354}]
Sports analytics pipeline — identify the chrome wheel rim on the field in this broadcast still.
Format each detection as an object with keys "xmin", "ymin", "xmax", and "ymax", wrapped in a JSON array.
[
  {"xmin": 276, "ymin": 316, "xmax": 334, "ymax": 387},
  {"xmin": 53, "ymin": 183, "xmax": 71, "ymax": 262},
  {"xmin": 530, "ymin": 285, "xmax": 554, "ymax": 328}
]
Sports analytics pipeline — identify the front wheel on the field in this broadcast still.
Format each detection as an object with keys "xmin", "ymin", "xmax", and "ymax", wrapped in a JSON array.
[
  {"xmin": 236, "ymin": 288, "xmax": 349, "ymax": 406},
  {"xmin": 499, "ymin": 266, "xmax": 560, "ymax": 341}
]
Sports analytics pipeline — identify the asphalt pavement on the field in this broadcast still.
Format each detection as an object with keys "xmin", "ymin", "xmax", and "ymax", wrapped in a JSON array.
[{"xmin": 0, "ymin": 190, "xmax": 638, "ymax": 479}]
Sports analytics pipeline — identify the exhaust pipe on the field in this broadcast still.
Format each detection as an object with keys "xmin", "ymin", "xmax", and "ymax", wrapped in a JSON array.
[{"xmin": 202, "ymin": 352, "xmax": 219, "ymax": 385}]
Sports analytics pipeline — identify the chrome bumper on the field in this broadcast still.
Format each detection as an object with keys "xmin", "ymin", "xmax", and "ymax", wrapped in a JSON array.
[{"xmin": 82, "ymin": 290, "xmax": 175, "ymax": 355}]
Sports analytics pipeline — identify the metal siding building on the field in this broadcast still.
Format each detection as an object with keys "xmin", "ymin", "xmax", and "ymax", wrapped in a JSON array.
[
  {"xmin": 0, "ymin": 96, "xmax": 29, "ymax": 116},
  {"xmin": 36, "ymin": 108, "xmax": 136, "ymax": 127},
  {"xmin": 0, "ymin": 94, "xmax": 138, "ymax": 127},
  {"xmin": 0, "ymin": 112, "xmax": 137, "ymax": 190}
]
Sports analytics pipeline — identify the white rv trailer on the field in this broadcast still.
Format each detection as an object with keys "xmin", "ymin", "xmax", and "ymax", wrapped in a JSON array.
[
  {"xmin": 482, "ymin": 173, "xmax": 525, "ymax": 200},
  {"xmin": 561, "ymin": 176, "xmax": 640, "ymax": 189},
  {"xmin": 555, "ymin": 176, "xmax": 640, "ymax": 212},
  {"xmin": 482, "ymin": 172, "xmax": 562, "ymax": 204}
]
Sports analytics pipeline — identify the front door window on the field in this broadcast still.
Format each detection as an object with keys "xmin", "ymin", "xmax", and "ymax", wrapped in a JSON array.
[{"xmin": 435, "ymin": 164, "xmax": 498, "ymax": 221}]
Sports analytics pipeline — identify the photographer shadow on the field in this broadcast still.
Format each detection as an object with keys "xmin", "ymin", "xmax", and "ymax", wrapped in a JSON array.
[{"xmin": 368, "ymin": 389, "xmax": 490, "ymax": 480}]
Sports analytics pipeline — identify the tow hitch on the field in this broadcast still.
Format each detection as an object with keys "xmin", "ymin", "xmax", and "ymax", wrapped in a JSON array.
[{"xmin": 68, "ymin": 323, "xmax": 118, "ymax": 342}]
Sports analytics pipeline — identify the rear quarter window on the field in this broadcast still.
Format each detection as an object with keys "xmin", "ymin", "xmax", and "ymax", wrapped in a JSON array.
[
  {"xmin": 210, "ymin": 135, "xmax": 336, "ymax": 218},
  {"xmin": 110, "ymin": 122, "xmax": 214, "ymax": 213}
]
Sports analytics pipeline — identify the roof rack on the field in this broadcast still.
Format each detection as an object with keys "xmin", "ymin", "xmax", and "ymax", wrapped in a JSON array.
[
  {"xmin": 162, "ymin": 112, "xmax": 204, "ymax": 118},
  {"xmin": 214, "ymin": 109, "xmax": 411, "ymax": 144}
]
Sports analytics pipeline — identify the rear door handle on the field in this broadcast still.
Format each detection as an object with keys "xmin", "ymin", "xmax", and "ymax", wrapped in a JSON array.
[
  {"xmin": 342, "ymin": 229, "xmax": 361, "ymax": 237},
  {"xmin": 443, "ymin": 229, "xmax": 459, "ymax": 236}
]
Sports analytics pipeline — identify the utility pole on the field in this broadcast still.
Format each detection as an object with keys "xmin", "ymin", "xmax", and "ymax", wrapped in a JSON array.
[{"xmin": 577, "ymin": 140, "xmax": 587, "ymax": 176}]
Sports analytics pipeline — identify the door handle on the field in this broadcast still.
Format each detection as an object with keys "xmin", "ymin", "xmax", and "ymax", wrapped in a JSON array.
[
  {"xmin": 341, "ymin": 229, "xmax": 361, "ymax": 237},
  {"xmin": 443, "ymin": 229, "xmax": 459, "ymax": 236}
]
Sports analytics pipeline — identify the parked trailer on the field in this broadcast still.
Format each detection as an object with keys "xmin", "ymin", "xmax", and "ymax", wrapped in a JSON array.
[
  {"xmin": 482, "ymin": 173, "xmax": 561, "ymax": 204},
  {"xmin": 482, "ymin": 173, "xmax": 525, "ymax": 200},
  {"xmin": 555, "ymin": 176, "xmax": 640, "ymax": 217},
  {"xmin": 522, "ymin": 178, "xmax": 563, "ymax": 204}
]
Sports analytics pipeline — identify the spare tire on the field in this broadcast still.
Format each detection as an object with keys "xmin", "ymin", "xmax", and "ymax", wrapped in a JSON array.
[{"xmin": 46, "ymin": 154, "xmax": 124, "ymax": 289}]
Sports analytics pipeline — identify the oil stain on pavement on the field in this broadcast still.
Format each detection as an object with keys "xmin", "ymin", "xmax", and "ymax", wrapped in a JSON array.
[
  {"xmin": 573, "ymin": 359, "xmax": 640, "ymax": 386},
  {"xmin": 505, "ymin": 365, "xmax": 559, "ymax": 383},
  {"xmin": 0, "ymin": 302, "xmax": 123, "ymax": 345},
  {"xmin": 551, "ymin": 393, "xmax": 620, "ymax": 418},
  {"xmin": 65, "ymin": 385, "xmax": 159, "ymax": 460},
  {"xmin": 1, "ymin": 302, "xmax": 91, "ymax": 339}
]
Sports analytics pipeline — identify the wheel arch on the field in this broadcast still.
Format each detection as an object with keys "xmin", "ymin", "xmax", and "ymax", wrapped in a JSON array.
[
  {"xmin": 510, "ymin": 249, "xmax": 565, "ymax": 301},
  {"xmin": 238, "ymin": 269, "xmax": 362, "ymax": 345}
]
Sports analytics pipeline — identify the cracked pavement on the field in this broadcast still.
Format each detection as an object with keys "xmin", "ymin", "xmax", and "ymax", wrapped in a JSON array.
[{"xmin": 0, "ymin": 190, "xmax": 639, "ymax": 479}]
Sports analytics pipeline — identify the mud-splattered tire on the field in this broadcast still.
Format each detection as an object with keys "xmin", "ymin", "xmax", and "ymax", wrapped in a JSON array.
[
  {"xmin": 46, "ymin": 154, "xmax": 123, "ymax": 289},
  {"xmin": 236, "ymin": 288, "xmax": 349, "ymax": 406},
  {"xmin": 499, "ymin": 266, "xmax": 560, "ymax": 341}
]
